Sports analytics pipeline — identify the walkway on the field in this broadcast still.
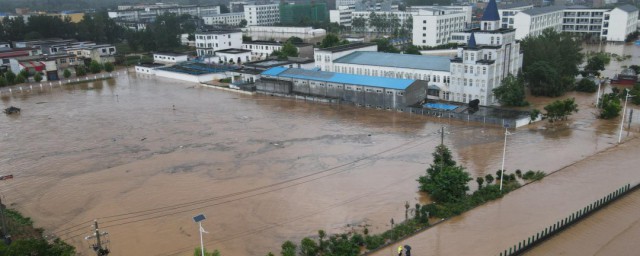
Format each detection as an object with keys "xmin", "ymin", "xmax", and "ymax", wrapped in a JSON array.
[{"xmin": 370, "ymin": 136, "xmax": 640, "ymax": 256}]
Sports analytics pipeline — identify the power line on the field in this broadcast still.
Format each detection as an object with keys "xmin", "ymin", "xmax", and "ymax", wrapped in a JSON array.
[{"xmin": 56, "ymin": 136, "xmax": 432, "ymax": 240}]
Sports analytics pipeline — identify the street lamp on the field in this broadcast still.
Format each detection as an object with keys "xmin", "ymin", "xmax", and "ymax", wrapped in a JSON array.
[
  {"xmin": 499, "ymin": 125, "xmax": 512, "ymax": 191},
  {"xmin": 193, "ymin": 214, "xmax": 208, "ymax": 256},
  {"xmin": 618, "ymin": 89, "xmax": 634, "ymax": 143}
]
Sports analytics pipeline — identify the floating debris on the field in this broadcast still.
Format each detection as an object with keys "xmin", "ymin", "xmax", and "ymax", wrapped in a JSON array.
[{"xmin": 4, "ymin": 106, "xmax": 20, "ymax": 115}]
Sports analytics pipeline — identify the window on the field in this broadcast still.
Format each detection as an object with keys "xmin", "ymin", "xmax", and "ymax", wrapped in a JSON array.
[{"xmin": 483, "ymin": 67, "xmax": 487, "ymax": 74}]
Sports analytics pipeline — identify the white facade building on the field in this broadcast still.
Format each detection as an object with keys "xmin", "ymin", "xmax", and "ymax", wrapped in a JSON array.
[
  {"xmin": 336, "ymin": 0, "xmax": 358, "ymax": 8},
  {"xmin": 195, "ymin": 30, "xmax": 243, "ymax": 56},
  {"xmin": 153, "ymin": 53, "xmax": 189, "ymax": 64},
  {"xmin": 203, "ymin": 12, "xmax": 245, "ymax": 26},
  {"xmin": 352, "ymin": 11, "xmax": 415, "ymax": 33},
  {"xmin": 241, "ymin": 41, "xmax": 313, "ymax": 60},
  {"xmin": 332, "ymin": 51, "xmax": 452, "ymax": 94},
  {"xmin": 497, "ymin": 2, "xmax": 534, "ymax": 29},
  {"xmin": 215, "ymin": 49, "xmax": 252, "ymax": 64},
  {"xmin": 108, "ymin": 5, "xmax": 220, "ymax": 22},
  {"xmin": 243, "ymin": 26, "xmax": 327, "ymax": 42},
  {"xmin": 330, "ymin": 6, "xmax": 354, "ymax": 27},
  {"xmin": 507, "ymin": 5, "xmax": 638, "ymax": 41},
  {"xmin": 407, "ymin": 5, "xmax": 473, "ymax": 23},
  {"xmin": 448, "ymin": 0, "xmax": 522, "ymax": 105},
  {"xmin": 412, "ymin": 8, "xmax": 469, "ymax": 47},
  {"xmin": 314, "ymin": 43, "xmax": 378, "ymax": 72},
  {"xmin": 244, "ymin": 4, "xmax": 280, "ymax": 26},
  {"xmin": 512, "ymin": 6, "xmax": 564, "ymax": 40}
]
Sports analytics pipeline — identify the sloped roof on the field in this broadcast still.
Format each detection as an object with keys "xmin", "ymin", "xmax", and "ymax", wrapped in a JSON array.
[
  {"xmin": 616, "ymin": 4, "xmax": 638, "ymax": 13},
  {"xmin": 261, "ymin": 67, "xmax": 417, "ymax": 90},
  {"xmin": 482, "ymin": 0, "xmax": 501, "ymax": 21},
  {"xmin": 521, "ymin": 5, "xmax": 565, "ymax": 16},
  {"xmin": 468, "ymin": 32, "xmax": 477, "ymax": 48},
  {"xmin": 333, "ymin": 51, "xmax": 451, "ymax": 72}
]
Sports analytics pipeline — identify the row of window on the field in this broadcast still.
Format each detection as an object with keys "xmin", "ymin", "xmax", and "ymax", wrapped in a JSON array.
[
  {"xmin": 334, "ymin": 65, "xmax": 450, "ymax": 83},
  {"xmin": 196, "ymin": 34, "xmax": 232, "ymax": 40}
]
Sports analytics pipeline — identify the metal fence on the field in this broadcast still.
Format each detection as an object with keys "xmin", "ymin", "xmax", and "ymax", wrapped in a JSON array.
[
  {"xmin": 0, "ymin": 71, "xmax": 125, "ymax": 96},
  {"xmin": 499, "ymin": 183, "xmax": 635, "ymax": 256}
]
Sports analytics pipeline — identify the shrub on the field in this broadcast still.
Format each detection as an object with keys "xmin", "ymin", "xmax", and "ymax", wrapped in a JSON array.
[
  {"xmin": 90, "ymin": 60, "xmax": 102, "ymax": 74},
  {"xmin": 76, "ymin": 66, "xmax": 87, "ymax": 76},
  {"xmin": 104, "ymin": 62, "xmax": 115, "ymax": 72},
  {"xmin": 63, "ymin": 69, "xmax": 71, "ymax": 78},
  {"xmin": 34, "ymin": 73, "xmax": 43, "ymax": 82},
  {"xmin": 575, "ymin": 78, "xmax": 598, "ymax": 93},
  {"xmin": 15, "ymin": 74, "xmax": 26, "ymax": 84},
  {"xmin": 485, "ymin": 174, "xmax": 494, "ymax": 184},
  {"xmin": 515, "ymin": 169, "xmax": 522, "ymax": 178},
  {"xmin": 523, "ymin": 170, "xmax": 546, "ymax": 181}
]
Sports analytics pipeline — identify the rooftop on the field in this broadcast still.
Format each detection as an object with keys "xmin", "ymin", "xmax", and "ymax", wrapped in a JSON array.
[
  {"xmin": 521, "ymin": 5, "xmax": 565, "ymax": 16},
  {"xmin": 154, "ymin": 52, "xmax": 188, "ymax": 57},
  {"xmin": 204, "ymin": 12, "xmax": 244, "ymax": 17},
  {"xmin": 261, "ymin": 67, "xmax": 418, "ymax": 90},
  {"xmin": 333, "ymin": 51, "xmax": 451, "ymax": 72},
  {"xmin": 196, "ymin": 29, "xmax": 242, "ymax": 35},
  {"xmin": 316, "ymin": 43, "xmax": 377, "ymax": 53},
  {"xmin": 616, "ymin": 4, "xmax": 638, "ymax": 13},
  {"xmin": 137, "ymin": 63, "xmax": 166, "ymax": 68},
  {"xmin": 498, "ymin": 2, "xmax": 533, "ymax": 9},
  {"xmin": 215, "ymin": 48, "xmax": 252, "ymax": 54},
  {"xmin": 243, "ymin": 40, "xmax": 313, "ymax": 47},
  {"xmin": 158, "ymin": 62, "xmax": 238, "ymax": 75}
]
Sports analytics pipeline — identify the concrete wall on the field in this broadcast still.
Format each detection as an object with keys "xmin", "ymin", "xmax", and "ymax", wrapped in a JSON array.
[{"xmin": 155, "ymin": 70, "xmax": 227, "ymax": 83}]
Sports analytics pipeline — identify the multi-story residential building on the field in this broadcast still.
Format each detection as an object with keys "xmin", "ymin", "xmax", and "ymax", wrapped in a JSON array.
[
  {"xmin": 195, "ymin": 29, "xmax": 243, "ymax": 56},
  {"xmin": 330, "ymin": 6, "xmax": 354, "ymax": 27},
  {"xmin": 497, "ymin": 2, "xmax": 534, "ymax": 29},
  {"xmin": 314, "ymin": 43, "xmax": 378, "ymax": 72},
  {"xmin": 512, "ymin": 6, "xmax": 564, "ymax": 39},
  {"xmin": 203, "ymin": 12, "xmax": 245, "ymax": 26},
  {"xmin": 244, "ymin": 4, "xmax": 280, "ymax": 26},
  {"xmin": 352, "ymin": 11, "xmax": 414, "ymax": 33},
  {"xmin": 407, "ymin": 5, "xmax": 473, "ymax": 23},
  {"xmin": 279, "ymin": 3, "xmax": 328, "ymax": 25},
  {"xmin": 241, "ymin": 41, "xmax": 313, "ymax": 60},
  {"xmin": 506, "ymin": 4, "xmax": 638, "ymax": 41},
  {"xmin": 412, "ymin": 8, "xmax": 469, "ymax": 47},
  {"xmin": 108, "ymin": 5, "xmax": 220, "ymax": 22},
  {"xmin": 354, "ymin": 0, "xmax": 395, "ymax": 12},
  {"xmin": 336, "ymin": 0, "xmax": 358, "ymax": 8}
]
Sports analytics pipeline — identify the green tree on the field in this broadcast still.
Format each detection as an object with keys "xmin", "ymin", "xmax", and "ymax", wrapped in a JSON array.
[
  {"xmin": 4, "ymin": 70, "xmax": 16, "ymax": 84},
  {"xmin": 19, "ymin": 69, "xmax": 29, "ymax": 78},
  {"xmin": 76, "ymin": 66, "xmax": 87, "ymax": 76},
  {"xmin": 286, "ymin": 36, "xmax": 304, "ymax": 44},
  {"xmin": 0, "ymin": 76, "xmax": 7, "ymax": 87},
  {"xmin": 63, "ymin": 69, "xmax": 71, "ymax": 78},
  {"xmin": 584, "ymin": 52, "xmax": 611, "ymax": 76},
  {"xmin": 493, "ymin": 74, "xmax": 528, "ymax": 106},
  {"xmin": 15, "ymin": 74, "xmax": 26, "ymax": 84},
  {"xmin": 34, "ymin": 73, "xmax": 43, "ymax": 82},
  {"xmin": 418, "ymin": 144, "xmax": 471, "ymax": 203},
  {"xmin": 104, "ymin": 62, "xmax": 115, "ymax": 72},
  {"xmin": 543, "ymin": 98, "xmax": 579, "ymax": 122},
  {"xmin": 240, "ymin": 19, "xmax": 248, "ymax": 27},
  {"xmin": 476, "ymin": 177, "xmax": 484, "ymax": 188},
  {"xmin": 351, "ymin": 17, "xmax": 366, "ymax": 33},
  {"xmin": 575, "ymin": 78, "xmax": 597, "ymax": 93},
  {"xmin": 404, "ymin": 45, "xmax": 421, "ymax": 55},
  {"xmin": 300, "ymin": 237, "xmax": 319, "ymax": 256},
  {"xmin": 484, "ymin": 174, "xmax": 494, "ymax": 185},
  {"xmin": 90, "ymin": 60, "xmax": 102, "ymax": 74},
  {"xmin": 0, "ymin": 238, "xmax": 75, "ymax": 256},
  {"xmin": 372, "ymin": 38, "xmax": 399, "ymax": 53},
  {"xmin": 320, "ymin": 34, "xmax": 342, "ymax": 48},
  {"xmin": 281, "ymin": 240, "xmax": 297, "ymax": 256},
  {"xmin": 192, "ymin": 248, "xmax": 220, "ymax": 256},
  {"xmin": 280, "ymin": 41, "xmax": 299, "ymax": 58},
  {"xmin": 599, "ymin": 93, "xmax": 622, "ymax": 119},
  {"xmin": 521, "ymin": 29, "xmax": 583, "ymax": 97},
  {"xmin": 629, "ymin": 83, "xmax": 640, "ymax": 105}
]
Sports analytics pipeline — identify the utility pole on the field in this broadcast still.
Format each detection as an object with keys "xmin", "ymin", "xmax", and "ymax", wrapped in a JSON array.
[
  {"xmin": 440, "ymin": 126, "xmax": 444, "ymax": 145},
  {"xmin": 85, "ymin": 220, "xmax": 109, "ymax": 256}
]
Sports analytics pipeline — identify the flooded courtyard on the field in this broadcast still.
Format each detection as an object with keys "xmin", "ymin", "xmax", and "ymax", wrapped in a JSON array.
[{"xmin": 0, "ymin": 43, "xmax": 638, "ymax": 256}]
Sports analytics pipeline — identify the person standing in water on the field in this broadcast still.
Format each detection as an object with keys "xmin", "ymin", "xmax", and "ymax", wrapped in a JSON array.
[{"xmin": 397, "ymin": 245, "xmax": 403, "ymax": 256}]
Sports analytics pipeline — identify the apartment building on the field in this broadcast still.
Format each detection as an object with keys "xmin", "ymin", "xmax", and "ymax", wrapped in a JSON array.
[
  {"xmin": 413, "ymin": 8, "xmax": 469, "ymax": 47},
  {"xmin": 203, "ymin": 12, "xmax": 245, "ymax": 26},
  {"xmin": 244, "ymin": 4, "xmax": 280, "ymax": 26},
  {"xmin": 195, "ymin": 29, "xmax": 243, "ymax": 56}
]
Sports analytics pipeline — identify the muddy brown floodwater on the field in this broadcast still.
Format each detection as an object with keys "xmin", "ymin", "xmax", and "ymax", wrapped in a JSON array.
[{"xmin": 0, "ymin": 62, "xmax": 637, "ymax": 255}]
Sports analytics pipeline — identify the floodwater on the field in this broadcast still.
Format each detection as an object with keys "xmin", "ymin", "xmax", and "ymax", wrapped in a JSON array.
[
  {"xmin": 0, "ymin": 62, "xmax": 637, "ymax": 255},
  {"xmin": 526, "ymin": 187, "xmax": 640, "ymax": 256},
  {"xmin": 582, "ymin": 42, "xmax": 640, "ymax": 78}
]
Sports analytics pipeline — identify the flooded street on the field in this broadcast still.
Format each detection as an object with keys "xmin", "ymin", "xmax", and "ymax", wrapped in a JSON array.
[
  {"xmin": 0, "ymin": 48, "xmax": 638, "ymax": 256},
  {"xmin": 526, "ymin": 187, "xmax": 640, "ymax": 256}
]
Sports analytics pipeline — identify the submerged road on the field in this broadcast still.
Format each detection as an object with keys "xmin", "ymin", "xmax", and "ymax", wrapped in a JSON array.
[{"xmin": 371, "ymin": 136, "xmax": 640, "ymax": 256}]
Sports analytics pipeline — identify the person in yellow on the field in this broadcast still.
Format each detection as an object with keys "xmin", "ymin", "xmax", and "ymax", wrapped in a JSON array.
[{"xmin": 397, "ymin": 245, "xmax": 403, "ymax": 256}]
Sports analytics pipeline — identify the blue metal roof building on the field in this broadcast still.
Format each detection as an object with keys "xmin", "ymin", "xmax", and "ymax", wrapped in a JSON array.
[
  {"xmin": 258, "ymin": 67, "xmax": 429, "ymax": 109},
  {"xmin": 261, "ymin": 66, "xmax": 417, "ymax": 90},
  {"xmin": 332, "ymin": 51, "xmax": 451, "ymax": 72}
]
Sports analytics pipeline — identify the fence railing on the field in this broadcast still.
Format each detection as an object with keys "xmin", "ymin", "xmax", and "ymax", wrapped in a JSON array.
[
  {"xmin": 499, "ymin": 183, "xmax": 635, "ymax": 256},
  {"xmin": 0, "ymin": 71, "xmax": 126, "ymax": 96}
]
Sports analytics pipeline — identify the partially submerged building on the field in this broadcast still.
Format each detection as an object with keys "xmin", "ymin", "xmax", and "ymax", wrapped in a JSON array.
[{"xmin": 257, "ymin": 67, "xmax": 428, "ymax": 110}]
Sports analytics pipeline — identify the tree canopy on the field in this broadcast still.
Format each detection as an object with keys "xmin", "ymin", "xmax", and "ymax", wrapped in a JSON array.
[
  {"xmin": 493, "ymin": 74, "xmax": 528, "ymax": 106},
  {"xmin": 521, "ymin": 29, "xmax": 583, "ymax": 97},
  {"xmin": 319, "ymin": 34, "xmax": 346, "ymax": 48},
  {"xmin": 417, "ymin": 144, "xmax": 471, "ymax": 203},
  {"xmin": 372, "ymin": 38, "xmax": 399, "ymax": 53},
  {"xmin": 543, "ymin": 98, "xmax": 579, "ymax": 122}
]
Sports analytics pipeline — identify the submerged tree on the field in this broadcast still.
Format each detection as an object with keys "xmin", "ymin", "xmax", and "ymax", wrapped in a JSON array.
[
  {"xmin": 493, "ymin": 74, "xmax": 528, "ymax": 106},
  {"xmin": 418, "ymin": 144, "xmax": 471, "ymax": 203}
]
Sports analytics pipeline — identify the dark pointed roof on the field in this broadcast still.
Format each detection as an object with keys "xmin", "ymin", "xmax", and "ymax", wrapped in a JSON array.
[
  {"xmin": 482, "ymin": 0, "xmax": 500, "ymax": 21},
  {"xmin": 468, "ymin": 32, "xmax": 477, "ymax": 48}
]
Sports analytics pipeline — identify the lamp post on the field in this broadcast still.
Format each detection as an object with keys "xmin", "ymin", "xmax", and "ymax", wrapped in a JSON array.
[
  {"xmin": 595, "ymin": 77, "xmax": 603, "ymax": 107},
  {"xmin": 618, "ymin": 90, "xmax": 634, "ymax": 143},
  {"xmin": 193, "ymin": 214, "xmax": 207, "ymax": 256},
  {"xmin": 499, "ymin": 125, "xmax": 511, "ymax": 191}
]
